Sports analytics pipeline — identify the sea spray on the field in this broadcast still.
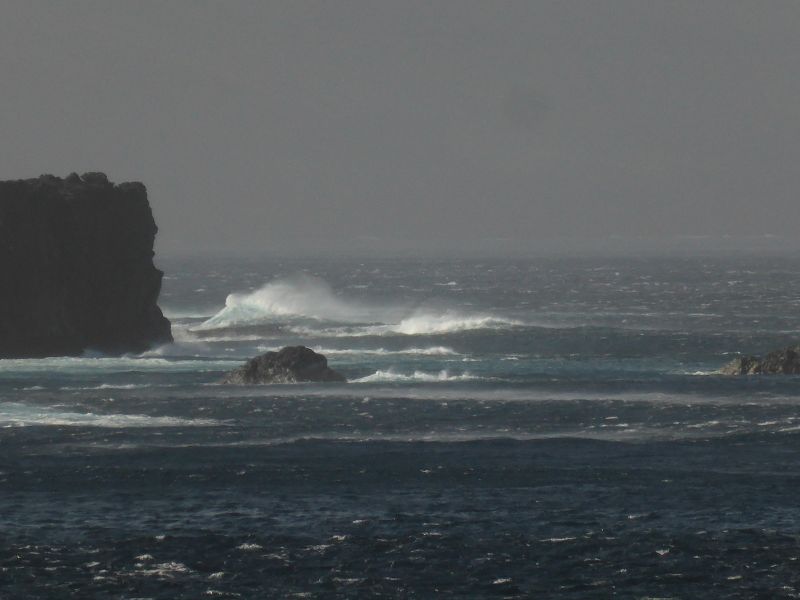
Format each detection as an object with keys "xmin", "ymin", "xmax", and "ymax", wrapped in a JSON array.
[
  {"xmin": 198, "ymin": 274, "xmax": 389, "ymax": 328},
  {"xmin": 392, "ymin": 311, "xmax": 521, "ymax": 335},
  {"xmin": 197, "ymin": 274, "xmax": 522, "ymax": 336},
  {"xmin": 254, "ymin": 345, "xmax": 460, "ymax": 356},
  {"xmin": 352, "ymin": 369, "xmax": 479, "ymax": 383}
]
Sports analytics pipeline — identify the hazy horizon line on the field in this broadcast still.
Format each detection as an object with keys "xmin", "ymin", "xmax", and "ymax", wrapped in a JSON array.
[{"xmin": 156, "ymin": 233, "xmax": 800, "ymax": 261}]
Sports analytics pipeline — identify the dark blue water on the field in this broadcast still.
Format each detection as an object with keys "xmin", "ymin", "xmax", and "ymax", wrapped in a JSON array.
[{"xmin": 2, "ymin": 257, "xmax": 800, "ymax": 598}]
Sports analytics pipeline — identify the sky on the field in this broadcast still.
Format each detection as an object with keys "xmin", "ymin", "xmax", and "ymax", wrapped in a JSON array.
[{"xmin": 1, "ymin": 1, "xmax": 799, "ymax": 257}]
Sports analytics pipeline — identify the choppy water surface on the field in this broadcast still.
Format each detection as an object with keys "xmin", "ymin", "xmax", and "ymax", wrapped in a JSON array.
[{"xmin": 3, "ymin": 257, "xmax": 800, "ymax": 598}]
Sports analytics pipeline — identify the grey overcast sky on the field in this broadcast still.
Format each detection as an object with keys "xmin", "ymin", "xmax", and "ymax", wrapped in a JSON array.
[{"xmin": 1, "ymin": 1, "xmax": 799, "ymax": 256}]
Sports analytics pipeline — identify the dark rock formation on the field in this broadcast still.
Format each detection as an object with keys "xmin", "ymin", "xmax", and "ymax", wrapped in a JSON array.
[
  {"xmin": 719, "ymin": 345, "xmax": 800, "ymax": 375},
  {"xmin": 222, "ymin": 346, "xmax": 346, "ymax": 384},
  {"xmin": 0, "ymin": 173, "xmax": 172, "ymax": 358}
]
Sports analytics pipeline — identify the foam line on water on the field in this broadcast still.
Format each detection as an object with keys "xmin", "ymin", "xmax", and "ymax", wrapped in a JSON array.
[
  {"xmin": 391, "ymin": 313, "xmax": 521, "ymax": 335},
  {"xmin": 0, "ymin": 356, "xmax": 242, "ymax": 374},
  {"xmin": 0, "ymin": 403, "xmax": 221, "ymax": 428},
  {"xmin": 286, "ymin": 314, "xmax": 522, "ymax": 338},
  {"xmin": 255, "ymin": 345, "xmax": 460, "ymax": 356},
  {"xmin": 59, "ymin": 383, "xmax": 163, "ymax": 391},
  {"xmin": 352, "ymin": 369, "xmax": 479, "ymax": 383}
]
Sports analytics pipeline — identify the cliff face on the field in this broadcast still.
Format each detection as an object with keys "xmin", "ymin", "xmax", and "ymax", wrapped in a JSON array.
[{"xmin": 0, "ymin": 173, "xmax": 172, "ymax": 358}]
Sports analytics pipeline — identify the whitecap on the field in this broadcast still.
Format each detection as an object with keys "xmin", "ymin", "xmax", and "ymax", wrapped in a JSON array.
[
  {"xmin": 288, "ymin": 313, "xmax": 520, "ymax": 338},
  {"xmin": 0, "ymin": 403, "xmax": 220, "ymax": 428},
  {"xmin": 59, "ymin": 383, "xmax": 159, "ymax": 391},
  {"xmin": 236, "ymin": 543, "xmax": 263, "ymax": 551},
  {"xmin": 352, "ymin": 369, "xmax": 479, "ymax": 383},
  {"xmin": 256, "ymin": 345, "xmax": 459, "ymax": 357},
  {"xmin": 198, "ymin": 274, "xmax": 383, "ymax": 329},
  {"xmin": 195, "ymin": 274, "xmax": 522, "ymax": 337},
  {"xmin": 391, "ymin": 312, "xmax": 521, "ymax": 335},
  {"xmin": 138, "ymin": 561, "xmax": 192, "ymax": 578}
]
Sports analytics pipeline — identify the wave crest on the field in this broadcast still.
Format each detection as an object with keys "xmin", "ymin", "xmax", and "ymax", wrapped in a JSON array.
[
  {"xmin": 352, "ymin": 369, "xmax": 479, "ymax": 383},
  {"xmin": 0, "ymin": 403, "xmax": 220, "ymax": 428},
  {"xmin": 199, "ymin": 274, "xmax": 374, "ymax": 329},
  {"xmin": 393, "ymin": 312, "xmax": 521, "ymax": 335},
  {"xmin": 196, "ymin": 274, "xmax": 522, "ymax": 337}
]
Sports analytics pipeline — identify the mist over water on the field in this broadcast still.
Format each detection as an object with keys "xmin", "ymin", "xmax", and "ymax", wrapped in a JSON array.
[
  {"xmin": 4, "ymin": 256, "xmax": 800, "ymax": 597},
  {"xmin": 196, "ymin": 272, "xmax": 523, "ymax": 339},
  {"xmin": 200, "ymin": 274, "xmax": 378, "ymax": 326}
]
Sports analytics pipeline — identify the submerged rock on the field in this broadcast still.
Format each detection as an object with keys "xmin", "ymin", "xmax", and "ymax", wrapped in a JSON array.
[
  {"xmin": 719, "ymin": 345, "xmax": 800, "ymax": 375},
  {"xmin": 221, "ymin": 346, "xmax": 347, "ymax": 384},
  {"xmin": 0, "ymin": 173, "xmax": 172, "ymax": 358}
]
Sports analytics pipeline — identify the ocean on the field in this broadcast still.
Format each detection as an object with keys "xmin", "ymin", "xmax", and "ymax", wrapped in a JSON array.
[{"xmin": 2, "ymin": 256, "xmax": 800, "ymax": 598}]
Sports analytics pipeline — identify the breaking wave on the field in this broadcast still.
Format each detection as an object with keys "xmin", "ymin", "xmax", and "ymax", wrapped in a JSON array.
[
  {"xmin": 198, "ymin": 274, "xmax": 385, "ymax": 329},
  {"xmin": 391, "ymin": 312, "xmax": 520, "ymax": 335},
  {"xmin": 196, "ymin": 275, "xmax": 522, "ymax": 337},
  {"xmin": 352, "ymin": 369, "xmax": 479, "ymax": 383},
  {"xmin": 255, "ymin": 345, "xmax": 460, "ymax": 356},
  {"xmin": 286, "ymin": 316, "xmax": 520, "ymax": 337}
]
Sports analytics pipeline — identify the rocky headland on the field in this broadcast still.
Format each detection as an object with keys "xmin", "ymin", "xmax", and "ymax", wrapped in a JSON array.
[
  {"xmin": 0, "ymin": 173, "xmax": 172, "ymax": 358},
  {"xmin": 222, "ymin": 346, "xmax": 346, "ymax": 384},
  {"xmin": 719, "ymin": 345, "xmax": 800, "ymax": 375}
]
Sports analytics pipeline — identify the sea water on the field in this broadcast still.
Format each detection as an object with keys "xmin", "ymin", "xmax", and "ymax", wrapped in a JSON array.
[{"xmin": 2, "ymin": 256, "xmax": 800, "ymax": 598}]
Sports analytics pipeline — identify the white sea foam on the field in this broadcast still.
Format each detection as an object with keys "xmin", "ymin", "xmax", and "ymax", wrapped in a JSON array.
[
  {"xmin": 287, "ymin": 313, "xmax": 520, "ymax": 338},
  {"xmin": 198, "ymin": 274, "xmax": 384, "ymax": 329},
  {"xmin": 0, "ymin": 356, "xmax": 240, "ymax": 374},
  {"xmin": 322, "ymin": 345, "xmax": 459, "ymax": 355},
  {"xmin": 60, "ymin": 383, "xmax": 159, "ymax": 391},
  {"xmin": 196, "ymin": 274, "xmax": 521, "ymax": 337},
  {"xmin": 391, "ymin": 312, "xmax": 520, "ymax": 335},
  {"xmin": 236, "ymin": 543, "xmax": 263, "ymax": 551},
  {"xmin": 155, "ymin": 324, "xmax": 268, "ymax": 347},
  {"xmin": 255, "ymin": 345, "xmax": 459, "ymax": 357},
  {"xmin": 352, "ymin": 369, "xmax": 479, "ymax": 383},
  {"xmin": 183, "ymin": 334, "xmax": 265, "ymax": 343},
  {"xmin": 0, "ymin": 403, "xmax": 220, "ymax": 428},
  {"xmin": 138, "ymin": 561, "xmax": 192, "ymax": 578}
]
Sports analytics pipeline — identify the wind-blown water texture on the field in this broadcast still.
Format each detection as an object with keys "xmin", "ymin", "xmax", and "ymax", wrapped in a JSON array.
[{"xmin": 3, "ymin": 257, "xmax": 800, "ymax": 598}]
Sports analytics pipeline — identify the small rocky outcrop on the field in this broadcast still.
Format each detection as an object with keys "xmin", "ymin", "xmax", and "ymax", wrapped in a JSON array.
[
  {"xmin": 719, "ymin": 345, "xmax": 800, "ymax": 375},
  {"xmin": 221, "ymin": 346, "xmax": 346, "ymax": 384},
  {"xmin": 0, "ymin": 173, "xmax": 172, "ymax": 357}
]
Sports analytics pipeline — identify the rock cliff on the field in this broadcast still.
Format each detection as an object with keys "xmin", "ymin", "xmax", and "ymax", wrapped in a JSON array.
[{"xmin": 0, "ymin": 173, "xmax": 172, "ymax": 357}]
